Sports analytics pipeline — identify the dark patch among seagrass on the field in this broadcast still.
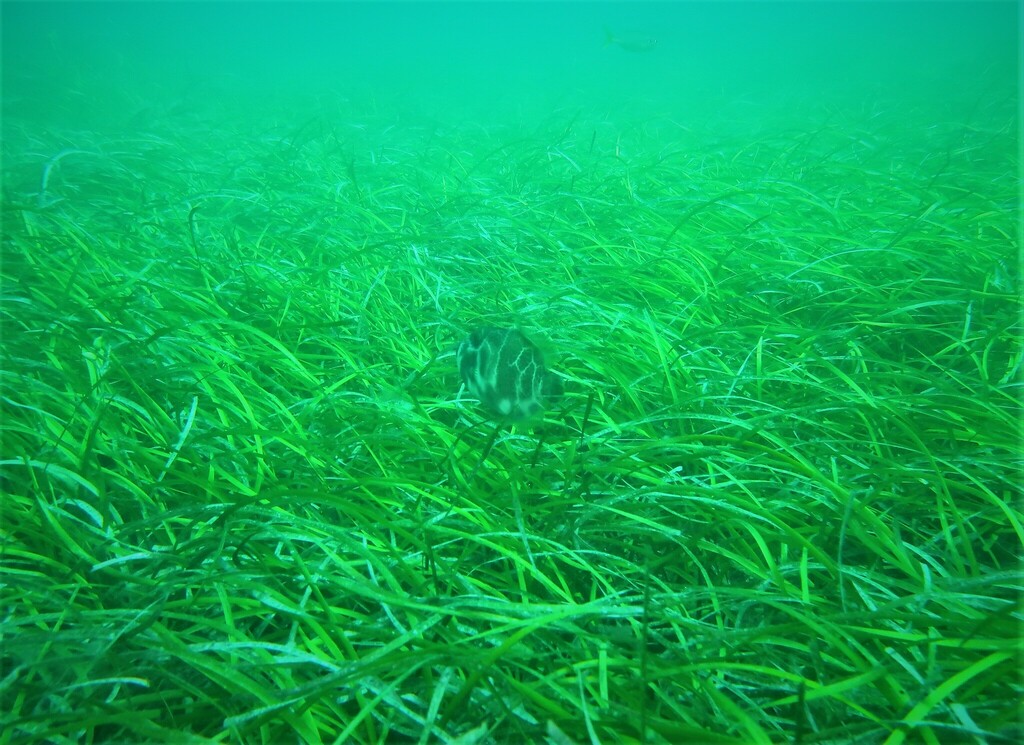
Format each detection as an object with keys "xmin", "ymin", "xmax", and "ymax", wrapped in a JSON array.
[{"xmin": 457, "ymin": 327, "xmax": 562, "ymax": 420}]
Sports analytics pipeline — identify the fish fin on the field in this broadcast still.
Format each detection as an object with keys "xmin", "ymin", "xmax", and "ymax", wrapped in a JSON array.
[{"xmin": 603, "ymin": 26, "xmax": 614, "ymax": 47}]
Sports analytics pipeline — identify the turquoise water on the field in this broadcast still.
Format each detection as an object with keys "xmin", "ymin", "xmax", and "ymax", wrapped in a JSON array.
[{"xmin": 3, "ymin": 2, "xmax": 1017, "ymax": 129}]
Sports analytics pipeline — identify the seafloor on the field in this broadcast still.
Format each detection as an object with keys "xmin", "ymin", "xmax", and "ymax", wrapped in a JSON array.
[{"xmin": 2, "ymin": 84, "xmax": 1020, "ymax": 743}]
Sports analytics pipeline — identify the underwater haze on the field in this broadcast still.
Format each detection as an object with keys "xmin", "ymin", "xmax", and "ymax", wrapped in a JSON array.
[
  {"xmin": 3, "ymin": 2, "xmax": 1018, "ymax": 126},
  {"xmin": 2, "ymin": 1, "xmax": 1021, "ymax": 743}
]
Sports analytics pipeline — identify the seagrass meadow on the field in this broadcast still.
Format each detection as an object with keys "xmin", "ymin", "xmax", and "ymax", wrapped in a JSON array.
[{"xmin": 1, "ymin": 3, "xmax": 1022, "ymax": 744}]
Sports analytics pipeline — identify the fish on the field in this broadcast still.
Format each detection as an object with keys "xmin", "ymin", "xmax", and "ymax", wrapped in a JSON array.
[
  {"xmin": 603, "ymin": 27, "xmax": 658, "ymax": 53},
  {"xmin": 457, "ymin": 327, "xmax": 562, "ymax": 420}
]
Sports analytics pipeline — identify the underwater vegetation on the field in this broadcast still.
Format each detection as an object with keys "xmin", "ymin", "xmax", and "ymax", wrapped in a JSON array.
[{"xmin": 0, "ymin": 90, "xmax": 1021, "ymax": 744}]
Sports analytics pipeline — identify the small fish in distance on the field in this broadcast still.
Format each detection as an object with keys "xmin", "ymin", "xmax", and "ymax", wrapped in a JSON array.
[{"xmin": 603, "ymin": 27, "xmax": 658, "ymax": 52}]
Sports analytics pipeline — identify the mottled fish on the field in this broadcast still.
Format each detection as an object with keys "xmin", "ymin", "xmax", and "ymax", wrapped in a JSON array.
[
  {"xmin": 603, "ymin": 27, "xmax": 658, "ymax": 53},
  {"xmin": 457, "ymin": 327, "xmax": 562, "ymax": 420}
]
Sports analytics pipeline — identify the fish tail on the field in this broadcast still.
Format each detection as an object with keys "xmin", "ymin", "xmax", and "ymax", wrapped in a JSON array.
[{"xmin": 603, "ymin": 26, "xmax": 614, "ymax": 47}]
